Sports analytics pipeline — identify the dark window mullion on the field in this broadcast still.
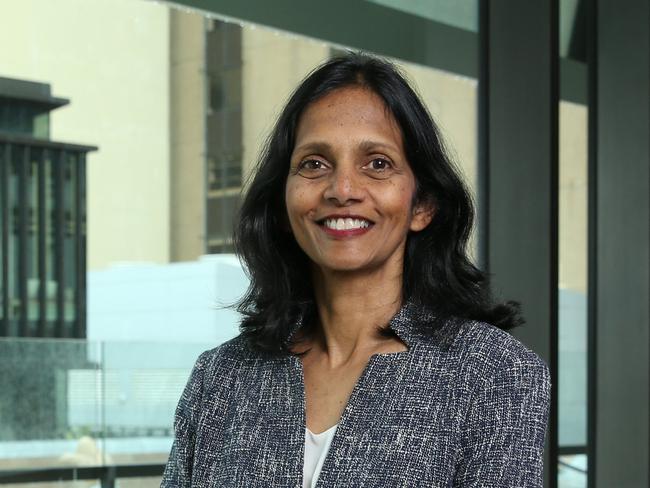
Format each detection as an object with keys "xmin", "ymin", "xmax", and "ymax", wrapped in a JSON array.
[
  {"xmin": 37, "ymin": 149, "xmax": 47, "ymax": 336},
  {"xmin": 75, "ymin": 153, "xmax": 86, "ymax": 338},
  {"xmin": 1, "ymin": 144, "xmax": 9, "ymax": 336},
  {"xmin": 18, "ymin": 145, "xmax": 29, "ymax": 337},
  {"xmin": 586, "ymin": 1, "xmax": 598, "ymax": 486},
  {"xmin": 54, "ymin": 149, "xmax": 65, "ymax": 338}
]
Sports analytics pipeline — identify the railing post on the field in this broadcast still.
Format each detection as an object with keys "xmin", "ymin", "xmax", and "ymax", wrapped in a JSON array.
[{"xmin": 100, "ymin": 466, "xmax": 116, "ymax": 488}]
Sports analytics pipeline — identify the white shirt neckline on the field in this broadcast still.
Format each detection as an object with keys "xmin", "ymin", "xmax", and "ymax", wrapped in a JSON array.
[
  {"xmin": 306, "ymin": 423, "xmax": 338, "ymax": 437},
  {"xmin": 303, "ymin": 423, "xmax": 339, "ymax": 488}
]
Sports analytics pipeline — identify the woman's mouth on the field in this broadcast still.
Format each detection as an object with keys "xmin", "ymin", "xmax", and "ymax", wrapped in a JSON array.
[
  {"xmin": 322, "ymin": 217, "xmax": 372, "ymax": 230},
  {"xmin": 317, "ymin": 217, "xmax": 374, "ymax": 237}
]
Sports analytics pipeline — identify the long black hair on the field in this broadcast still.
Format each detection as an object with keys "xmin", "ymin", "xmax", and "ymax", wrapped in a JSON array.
[{"xmin": 234, "ymin": 52, "xmax": 522, "ymax": 357}]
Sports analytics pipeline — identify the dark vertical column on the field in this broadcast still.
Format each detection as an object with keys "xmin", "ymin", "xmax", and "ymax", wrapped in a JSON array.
[
  {"xmin": 480, "ymin": 1, "xmax": 559, "ymax": 487},
  {"xmin": 585, "ymin": 1, "xmax": 598, "ymax": 486},
  {"xmin": 37, "ymin": 149, "xmax": 47, "ymax": 336},
  {"xmin": 75, "ymin": 154, "xmax": 86, "ymax": 338},
  {"xmin": 477, "ymin": 0, "xmax": 489, "ymax": 272},
  {"xmin": 18, "ymin": 146, "xmax": 29, "ymax": 337},
  {"xmin": 1, "ymin": 144, "xmax": 9, "ymax": 336},
  {"xmin": 54, "ymin": 149, "xmax": 65, "ymax": 337},
  {"xmin": 592, "ymin": 0, "xmax": 650, "ymax": 485}
]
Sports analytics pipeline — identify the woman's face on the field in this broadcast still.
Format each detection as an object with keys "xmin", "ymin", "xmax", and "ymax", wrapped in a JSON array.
[{"xmin": 285, "ymin": 86, "xmax": 433, "ymax": 276}]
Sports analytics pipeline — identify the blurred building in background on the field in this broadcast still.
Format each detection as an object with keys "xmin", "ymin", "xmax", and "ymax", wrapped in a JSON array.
[
  {"xmin": 0, "ymin": 77, "xmax": 98, "ymax": 459},
  {"xmin": 0, "ymin": 77, "xmax": 95, "ymax": 339}
]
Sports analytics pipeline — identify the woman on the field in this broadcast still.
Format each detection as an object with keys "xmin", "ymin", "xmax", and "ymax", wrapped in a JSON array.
[{"xmin": 162, "ymin": 53, "xmax": 550, "ymax": 487}]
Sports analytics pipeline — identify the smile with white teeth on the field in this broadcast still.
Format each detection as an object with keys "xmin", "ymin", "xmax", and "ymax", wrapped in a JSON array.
[{"xmin": 322, "ymin": 218, "xmax": 372, "ymax": 230}]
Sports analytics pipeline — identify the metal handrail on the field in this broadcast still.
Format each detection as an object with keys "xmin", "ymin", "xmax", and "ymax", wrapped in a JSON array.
[{"xmin": 0, "ymin": 463, "xmax": 165, "ymax": 487}]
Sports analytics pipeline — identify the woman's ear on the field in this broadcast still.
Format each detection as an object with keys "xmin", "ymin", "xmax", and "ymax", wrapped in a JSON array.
[{"xmin": 409, "ymin": 197, "xmax": 436, "ymax": 232}]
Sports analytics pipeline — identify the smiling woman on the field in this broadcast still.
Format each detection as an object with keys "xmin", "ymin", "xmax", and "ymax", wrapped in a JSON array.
[
  {"xmin": 161, "ymin": 53, "xmax": 551, "ymax": 487},
  {"xmin": 285, "ymin": 86, "xmax": 432, "ymax": 275}
]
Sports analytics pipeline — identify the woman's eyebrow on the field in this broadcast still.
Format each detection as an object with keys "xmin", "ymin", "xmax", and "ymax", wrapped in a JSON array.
[
  {"xmin": 357, "ymin": 139, "xmax": 399, "ymax": 153},
  {"xmin": 293, "ymin": 141, "xmax": 332, "ymax": 154},
  {"xmin": 293, "ymin": 140, "xmax": 399, "ymax": 154}
]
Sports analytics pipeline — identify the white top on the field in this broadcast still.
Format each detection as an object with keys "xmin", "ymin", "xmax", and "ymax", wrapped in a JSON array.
[{"xmin": 303, "ymin": 423, "xmax": 339, "ymax": 488}]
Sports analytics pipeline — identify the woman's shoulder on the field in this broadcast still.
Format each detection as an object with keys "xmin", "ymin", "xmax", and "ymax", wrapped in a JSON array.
[
  {"xmin": 181, "ymin": 334, "xmax": 268, "ymax": 400},
  {"xmin": 444, "ymin": 319, "xmax": 550, "ymax": 387},
  {"xmin": 451, "ymin": 319, "xmax": 545, "ymax": 361},
  {"xmin": 194, "ymin": 333, "xmax": 260, "ymax": 371},
  {"xmin": 406, "ymin": 310, "xmax": 549, "ymax": 391}
]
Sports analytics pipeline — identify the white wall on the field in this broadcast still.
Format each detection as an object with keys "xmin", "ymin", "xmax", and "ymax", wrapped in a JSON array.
[
  {"xmin": 87, "ymin": 255, "xmax": 246, "ymax": 345},
  {"xmin": 0, "ymin": 0, "xmax": 172, "ymax": 270}
]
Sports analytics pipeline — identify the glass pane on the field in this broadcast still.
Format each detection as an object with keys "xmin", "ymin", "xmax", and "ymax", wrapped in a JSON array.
[
  {"xmin": 0, "ymin": 337, "xmax": 215, "ymax": 472},
  {"xmin": 207, "ymin": 193, "xmax": 240, "ymax": 243},
  {"xmin": 558, "ymin": 2, "xmax": 588, "ymax": 486},
  {"xmin": 366, "ymin": 0, "xmax": 478, "ymax": 31},
  {"xmin": 558, "ymin": 99, "xmax": 588, "ymax": 487},
  {"xmin": 100, "ymin": 341, "xmax": 208, "ymax": 465},
  {"xmin": 0, "ymin": 99, "xmax": 50, "ymax": 137},
  {"xmin": 1, "ymin": 0, "xmax": 478, "ymax": 479},
  {"xmin": 0, "ymin": 338, "xmax": 101, "ymax": 470},
  {"xmin": 33, "ymin": 111, "xmax": 50, "ymax": 138}
]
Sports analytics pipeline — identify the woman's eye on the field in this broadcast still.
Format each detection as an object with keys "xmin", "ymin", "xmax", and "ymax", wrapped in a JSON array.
[
  {"xmin": 364, "ymin": 158, "xmax": 393, "ymax": 173},
  {"xmin": 296, "ymin": 159, "xmax": 328, "ymax": 177},
  {"xmin": 301, "ymin": 159, "xmax": 323, "ymax": 170}
]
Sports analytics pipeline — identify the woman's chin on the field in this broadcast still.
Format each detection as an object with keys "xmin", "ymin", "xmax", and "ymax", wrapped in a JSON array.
[{"xmin": 314, "ymin": 259, "xmax": 379, "ymax": 275}]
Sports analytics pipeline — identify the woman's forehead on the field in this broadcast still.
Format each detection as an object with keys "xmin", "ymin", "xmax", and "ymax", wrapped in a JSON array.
[{"xmin": 293, "ymin": 87, "xmax": 404, "ymax": 150}]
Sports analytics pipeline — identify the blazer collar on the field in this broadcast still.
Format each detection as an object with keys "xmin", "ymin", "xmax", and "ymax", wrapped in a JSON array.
[
  {"xmin": 286, "ymin": 300, "xmax": 461, "ymax": 353},
  {"xmin": 387, "ymin": 300, "xmax": 461, "ymax": 352}
]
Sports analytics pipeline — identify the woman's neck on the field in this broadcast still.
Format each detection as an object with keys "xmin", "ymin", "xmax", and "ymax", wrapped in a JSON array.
[{"xmin": 309, "ymin": 266, "xmax": 405, "ymax": 367}]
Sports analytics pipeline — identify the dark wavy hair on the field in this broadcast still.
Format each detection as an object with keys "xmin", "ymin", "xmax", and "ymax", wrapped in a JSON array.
[{"xmin": 234, "ymin": 52, "xmax": 522, "ymax": 357}]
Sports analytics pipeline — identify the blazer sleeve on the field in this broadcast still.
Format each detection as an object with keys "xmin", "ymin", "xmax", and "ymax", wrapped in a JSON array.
[
  {"xmin": 453, "ymin": 353, "xmax": 551, "ymax": 487},
  {"xmin": 160, "ymin": 351, "xmax": 208, "ymax": 488}
]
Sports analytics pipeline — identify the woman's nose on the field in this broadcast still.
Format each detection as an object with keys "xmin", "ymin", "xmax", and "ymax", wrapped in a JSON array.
[{"xmin": 322, "ymin": 166, "xmax": 364, "ymax": 205}]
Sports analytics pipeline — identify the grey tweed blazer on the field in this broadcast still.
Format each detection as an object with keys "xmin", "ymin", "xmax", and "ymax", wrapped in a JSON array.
[{"xmin": 162, "ymin": 303, "xmax": 551, "ymax": 487}]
